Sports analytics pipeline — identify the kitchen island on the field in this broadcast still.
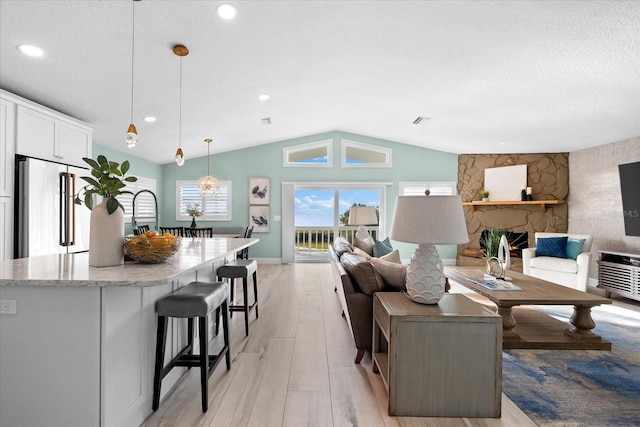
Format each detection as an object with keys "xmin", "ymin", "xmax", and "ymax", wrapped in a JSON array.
[{"xmin": 0, "ymin": 237, "xmax": 258, "ymax": 427}]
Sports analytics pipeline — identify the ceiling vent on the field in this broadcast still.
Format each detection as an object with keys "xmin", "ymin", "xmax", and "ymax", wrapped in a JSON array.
[
  {"xmin": 261, "ymin": 117, "xmax": 272, "ymax": 125},
  {"xmin": 412, "ymin": 116, "xmax": 430, "ymax": 125}
]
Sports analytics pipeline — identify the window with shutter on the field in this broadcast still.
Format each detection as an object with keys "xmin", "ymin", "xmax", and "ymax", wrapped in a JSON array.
[
  {"xmin": 121, "ymin": 176, "xmax": 157, "ymax": 223},
  {"xmin": 399, "ymin": 181, "xmax": 457, "ymax": 196},
  {"xmin": 176, "ymin": 180, "xmax": 232, "ymax": 221}
]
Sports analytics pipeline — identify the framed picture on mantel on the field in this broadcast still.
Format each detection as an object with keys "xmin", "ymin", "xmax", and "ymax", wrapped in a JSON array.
[
  {"xmin": 249, "ymin": 177, "xmax": 270, "ymax": 205},
  {"xmin": 484, "ymin": 165, "xmax": 527, "ymax": 201}
]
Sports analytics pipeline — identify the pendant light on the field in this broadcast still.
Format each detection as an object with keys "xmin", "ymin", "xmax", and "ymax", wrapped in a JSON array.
[
  {"xmin": 197, "ymin": 139, "xmax": 219, "ymax": 197},
  {"xmin": 126, "ymin": 0, "xmax": 140, "ymax": 148},
  {"xmin": 173, "ymin": 44, "xmax": 189, "ymax": 166}
]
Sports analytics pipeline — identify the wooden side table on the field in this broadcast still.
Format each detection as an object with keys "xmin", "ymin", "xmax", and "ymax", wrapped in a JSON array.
[{"xmin": 372, "ymin": 292, "xmax": 502, "ymax": 418}]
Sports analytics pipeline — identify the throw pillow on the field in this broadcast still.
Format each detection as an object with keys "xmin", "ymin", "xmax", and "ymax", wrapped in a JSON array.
[
  {"xmin": 373, "ymin": 237, "xmax": 394, "ymax": 257},
  {"xmin": 369, "ymin": 257, "xmax": 407, "ymax": 291},
  {"xmin": 353, "ymin": 247, "xmax": 372, "ymax": 259},
  {"xmin": 536, "ymin": 236, "xmax": 568, "ymax": 258},
  {"xmin": 340, "ymin": 252, "xmax": 384, "ymax": 295},
  {"xmin": 353, "ymin": 235, "xmax": 375, "ymax": 257},
  {"xmin": 566, "ymin": 238, "xmax": 586, "ymax": 260},
  {"xmin": 333, "ymin": 237, "xmax": 353, "ymax": 258},
  {"xmin": 379, "ymin": 249, "xmax": 401, "ymax": 264}
]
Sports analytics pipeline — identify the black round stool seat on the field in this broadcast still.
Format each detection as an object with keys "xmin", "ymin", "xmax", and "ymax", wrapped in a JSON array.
[
  {"xmin": 217, "ymin": 259, "xmax": 259, "ymax": 336},
  {"xmin": 152, "ymin": 281, "xmax": 230, "ymax": 413}
]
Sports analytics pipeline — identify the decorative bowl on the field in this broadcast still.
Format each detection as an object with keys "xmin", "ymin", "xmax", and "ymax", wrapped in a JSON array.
[{"xmin": 123, "ymin": 233, "xmax": 181, "ymax": 263}]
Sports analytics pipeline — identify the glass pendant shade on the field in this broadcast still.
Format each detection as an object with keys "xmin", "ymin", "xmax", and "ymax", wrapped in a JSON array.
[
  {"xmin": 197, "ymin": 175, "xmax": 219, "ymax": 197},
  {"xmin": 126, "ymin": 123, "xmax": 138, "ymax": 148},
  {"xmin": 175, "ymin": 148, "xmax": 185, "ymax": 166},
  {"xmin": 198, "ymin": 138, "xmax": 218, "ymax": 197}
]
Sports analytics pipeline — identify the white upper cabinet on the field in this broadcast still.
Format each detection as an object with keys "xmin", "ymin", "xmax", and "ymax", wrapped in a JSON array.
[
  {"xmin": 16, "ymin": 105, "xmax": 92, "ymax": 168},
  {"xmin": 0, "ymin": 98, "xmax": 16, "ymax": 197}
]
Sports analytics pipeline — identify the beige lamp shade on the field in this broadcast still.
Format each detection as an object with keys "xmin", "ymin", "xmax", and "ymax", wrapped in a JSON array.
[
  {"xmin": 348, "ymin": 206, "xmax": 378, "ymax": 226},
  {"xmin": 390, "ymin": 195, "xmax": 469, "ymax": 245}
]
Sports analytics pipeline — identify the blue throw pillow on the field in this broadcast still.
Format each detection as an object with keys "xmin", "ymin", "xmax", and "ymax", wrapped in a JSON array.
[
  {"xmin": 566, "ymin": 238, "xmax": 586, "ymax": 260},
  {"xmin": 536, "ymin": 236, "xmax": 568, "ymax": 258},
  {"xmin": 374, "ymin": 237, "xmax": 394, "ymax": 257}
]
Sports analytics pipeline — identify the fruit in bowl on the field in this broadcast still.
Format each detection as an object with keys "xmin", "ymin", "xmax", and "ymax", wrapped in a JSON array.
[{"xmin": 124, "ymin": 231, "xmax": 181, "ymax": 263}]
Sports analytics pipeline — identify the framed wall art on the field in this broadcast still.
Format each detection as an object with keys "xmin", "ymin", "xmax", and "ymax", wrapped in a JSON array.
[
  {"xmin": 249, "ymin": 206, "xmax": 270, "ymax": 233},
  {"xmin": 249, "ymin": 177, "xmax": 270, "ymax": 205}
]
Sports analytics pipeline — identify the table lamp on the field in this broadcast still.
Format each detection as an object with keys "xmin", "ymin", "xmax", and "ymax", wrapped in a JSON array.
[
  {"xmin": 348, "ymin": 205, "xmax": 379, "ymax": 240},
  {"xmin": 390, "ymin": 193, "xmax": 469, "ymax": 304}
]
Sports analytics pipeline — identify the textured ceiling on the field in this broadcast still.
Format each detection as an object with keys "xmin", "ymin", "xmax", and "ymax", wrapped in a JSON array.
[{"xmin": 1, "ymin": 0, "xmax": 639, "ymax": 165}]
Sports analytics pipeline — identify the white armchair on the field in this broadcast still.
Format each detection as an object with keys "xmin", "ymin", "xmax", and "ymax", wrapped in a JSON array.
[{"xmin": 522, "ymin": 232, "xmax": 593, "ymax": 292}]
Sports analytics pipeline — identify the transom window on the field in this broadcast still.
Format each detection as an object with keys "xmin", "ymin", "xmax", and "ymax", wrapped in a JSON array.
[
  {"xmin": 283, "ymin": 139, "xmax": 333, "ymax": 167},
  {"xmin": 176, "ymin": 180, "xmax": 232, "ymax": 221},
  {"xmin": 341, "ymin": 140, "xmax": 392, "ymax": 168}
]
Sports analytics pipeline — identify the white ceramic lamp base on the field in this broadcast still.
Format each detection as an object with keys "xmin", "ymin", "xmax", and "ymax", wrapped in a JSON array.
[{"xmin": 405, "ymin": 243, "xmax": 446, "ymax": 304}]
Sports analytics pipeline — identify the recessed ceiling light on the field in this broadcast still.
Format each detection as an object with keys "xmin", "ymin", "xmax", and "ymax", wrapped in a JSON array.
[
  {"xmin": 17, "ymin": 44, "xmax": 44, "ymax": 57},
  {"xmin": 216, "ymin": 3, "xmax": 236, "ymax": 19},
  {"xmin": 498, "ymin": 141, "xmax": 507, "ymax": 145},
  {"xmin": 144, "ymin": 116, "xmax": 157, "ymax": 123},
  {"xmin": 258, "ymin": 94, "xmax": 269, "ymax": 101}
]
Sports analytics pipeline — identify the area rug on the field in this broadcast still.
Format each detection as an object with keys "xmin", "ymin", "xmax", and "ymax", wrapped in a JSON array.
[{"xmin": 502, "ymin": 303, "xmax": 640, "ymax": 426}]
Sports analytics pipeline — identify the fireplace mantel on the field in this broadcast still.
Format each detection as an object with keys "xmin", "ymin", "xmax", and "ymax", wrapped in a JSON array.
[{"xmin": 462, "ymin": 199, "xmax": 566, "ymax": 213}]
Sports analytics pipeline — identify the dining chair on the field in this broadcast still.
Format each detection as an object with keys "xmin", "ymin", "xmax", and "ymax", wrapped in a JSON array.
[
  {"xmin": 133, "ymin": 225, "xmax": 150, "ymax": 236},
  {"xmin": 237, "ymin": 226, "xmax": 254, "ymax": 259},
  {"xmin": 159, "ymin": 226, "xmax": 185, "ymax": 237},
  {"xmin": 189, "ymin": 227, "xmax": 213, "ymax": 238}
]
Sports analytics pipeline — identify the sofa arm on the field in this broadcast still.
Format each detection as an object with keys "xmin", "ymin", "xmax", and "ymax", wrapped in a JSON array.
[
  {"xmin": 522, "ymin": 247, "xmax": 536, "ymax": 275},
  {"xmin": 575, "ymin": 251, "xmax": 592, "ymax": 292}
]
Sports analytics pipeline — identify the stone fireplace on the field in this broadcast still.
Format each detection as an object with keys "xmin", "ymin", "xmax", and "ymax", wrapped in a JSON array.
[{"xmin": 457, "ymin": 153, "xmax": 569, "ymax": 272}]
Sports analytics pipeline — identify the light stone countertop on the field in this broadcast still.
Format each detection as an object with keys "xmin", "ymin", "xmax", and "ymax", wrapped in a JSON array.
[{"xmin": 0, "ymin": 238, "xmax": 258, "ymax": 287}]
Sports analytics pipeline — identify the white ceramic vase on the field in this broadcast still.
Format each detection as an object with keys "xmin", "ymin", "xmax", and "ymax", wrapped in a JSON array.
[{"xmin": 89, "ymin": 199, "xmax": 124, "ymax": 267}]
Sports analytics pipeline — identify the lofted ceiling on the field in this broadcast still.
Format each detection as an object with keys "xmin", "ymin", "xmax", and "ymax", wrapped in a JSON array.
[{"xmin": 1, "ymin": 0, "xmax": 639, "ymax": 165}]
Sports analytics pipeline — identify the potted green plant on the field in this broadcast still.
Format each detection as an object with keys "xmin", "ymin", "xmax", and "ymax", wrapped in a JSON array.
[
  {"xmin": 480, "ymin": 190, "xmax": 490, "ymax": 202},
  {"xmin": 80, "ymin": 155, "xmax": 138, "ymax": 267}
]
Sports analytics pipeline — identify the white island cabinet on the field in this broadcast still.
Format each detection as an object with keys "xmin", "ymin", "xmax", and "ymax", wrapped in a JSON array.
[{"xmin": 0, "ymin": 237, "xmax": 258, "ymax": 427}]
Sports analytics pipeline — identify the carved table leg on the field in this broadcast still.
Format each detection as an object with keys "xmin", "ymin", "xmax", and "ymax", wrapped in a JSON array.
[
  {"xmin": 498, "ymin": 305, "xmax": 519, "ymax": 340},
  {"xmin": 565, "ymin": 305, "xmax": 600, "ymax": 340}
]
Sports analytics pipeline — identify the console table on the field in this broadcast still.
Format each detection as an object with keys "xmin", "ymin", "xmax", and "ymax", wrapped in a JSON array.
[
  {"xmin": 598, "ymin": 250, "xmax": 640, "ymax": 302},
  {"xmin": 372, "ymin": 293, "xmax": 502, "ymax": 418}
]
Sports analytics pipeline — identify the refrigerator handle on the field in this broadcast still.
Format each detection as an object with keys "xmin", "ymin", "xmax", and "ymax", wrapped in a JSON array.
[
  {"xmin": 69, "ymin": 173, "xmax": 76, "ymax": 246},
  {"xmin": 60, "ymin": 172, "xmax": 68, "ymax": 246}
]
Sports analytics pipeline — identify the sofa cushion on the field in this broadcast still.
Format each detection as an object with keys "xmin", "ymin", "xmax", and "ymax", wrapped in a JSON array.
[
  {"xmin": 536, "ymin": 236, "xmax": 568, "ymax": 258},
  {"xmin": 333, "ymin": 237, "xmax": 353, "ymax": 258},
  {"xmin": 340, "ymin": 253, "xmax": 384, "ymax": 295},
  {"xmin": 354, "ymin": 247, "xmax": 372, "ymax": 259},
  {"xmin": 373, "ymin": 237, "xmax": 394, "ymax": 257},
  {"xmin": 369, "ymin": 257, "xmax": 407, "ymax": 291},
  {"xmin": 353, "ymin": 235, "xmax": 375, "ymax": 257},
  {"xmin": 530, "ymin": 256, "xmax": 578, "ymax": 274},
  {"xmin": 379, "ymin": 249, "xmax": 401, "ymax": 264},
  {"xmin": 566, "ymin": 238, "xmax": 586, "ymax": 260}
]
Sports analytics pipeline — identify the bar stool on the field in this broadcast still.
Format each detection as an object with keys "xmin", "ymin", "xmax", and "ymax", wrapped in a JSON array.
[
  {"xmin": 152, "ymin": 281, "xmax": 230, "ymax": 413},
  {"xmin": 216, "ymin": 259, "xmax": 258, "ymax": 337}
]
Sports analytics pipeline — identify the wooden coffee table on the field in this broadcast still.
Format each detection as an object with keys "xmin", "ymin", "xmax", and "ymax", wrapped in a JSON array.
[{"xmin": 445, "ymin": 267, "xmax": 612, "ymax": 350}]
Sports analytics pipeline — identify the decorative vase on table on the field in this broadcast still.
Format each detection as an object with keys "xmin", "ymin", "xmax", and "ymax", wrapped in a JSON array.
[
  {"xmin": 190, "ymin": 217, "xmax": 197, "ymax": 229},
  {"xmin": 89, "ymin": 199, "xmax": 125, "ymax": 267}
]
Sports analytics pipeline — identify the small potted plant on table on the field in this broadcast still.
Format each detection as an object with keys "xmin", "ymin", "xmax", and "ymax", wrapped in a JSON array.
[
  {"xmin": 186, "ymin": 202, "xmax": 202, "ymax": 230},
  {"xmin": 480, "ymin": 190, "xmax": 490, "ymax": 202}
]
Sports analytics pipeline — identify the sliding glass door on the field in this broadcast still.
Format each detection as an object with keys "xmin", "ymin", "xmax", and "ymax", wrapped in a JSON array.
[{"xmin": 292, "ymin": 184, "xmax": 383, "ymax": 262}]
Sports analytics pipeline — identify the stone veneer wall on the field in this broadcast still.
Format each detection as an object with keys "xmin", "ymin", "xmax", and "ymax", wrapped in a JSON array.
[
  {"xmin": 457, "ymin": 153, "xmax": 569, "ymax": 259},
  {"xmin": 569, "ymin": 136, "xmax": 640, "ymax": 280}
]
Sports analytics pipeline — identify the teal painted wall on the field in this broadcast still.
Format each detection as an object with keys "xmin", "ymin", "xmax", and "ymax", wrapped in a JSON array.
[
  {"xmin": 92, "ymin": 144, "xmax": 163, "ymax": 234},
  {"xmin": 160, "ymin": 131, "xmax": 460, "ymax": 260}
]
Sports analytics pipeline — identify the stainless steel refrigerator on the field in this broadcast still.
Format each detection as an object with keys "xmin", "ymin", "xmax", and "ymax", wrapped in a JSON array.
[{"xmin": 15, "ymin": 155, "xmax": 90, "ymax": 258}]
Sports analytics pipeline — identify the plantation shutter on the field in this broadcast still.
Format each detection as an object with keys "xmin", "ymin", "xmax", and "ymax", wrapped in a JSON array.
[{"xmin": 176, "ymin": 180, "xmax": 232, "ymax": 221}]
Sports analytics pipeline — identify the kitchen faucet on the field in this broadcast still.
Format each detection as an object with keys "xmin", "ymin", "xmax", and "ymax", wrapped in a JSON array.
[{"xmin": 132, "ymin": 189, "xmax": 158, "ymax": 231}]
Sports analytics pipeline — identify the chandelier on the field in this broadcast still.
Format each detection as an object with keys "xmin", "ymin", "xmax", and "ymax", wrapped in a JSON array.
[{"xmin": 197, "ymin": 138, "xmax": 219, "ymax": 197}]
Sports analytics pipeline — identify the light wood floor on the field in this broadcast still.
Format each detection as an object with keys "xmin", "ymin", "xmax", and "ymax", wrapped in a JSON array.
[{"xmin": 142, "ymin": 263, "xmax": 538, "ymax": 427}]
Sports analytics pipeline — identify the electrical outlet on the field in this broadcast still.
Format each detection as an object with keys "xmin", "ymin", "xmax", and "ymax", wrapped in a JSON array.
[{"xmin": 0, "ymin": 299, "xmax": 16, "ymax": 315}]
